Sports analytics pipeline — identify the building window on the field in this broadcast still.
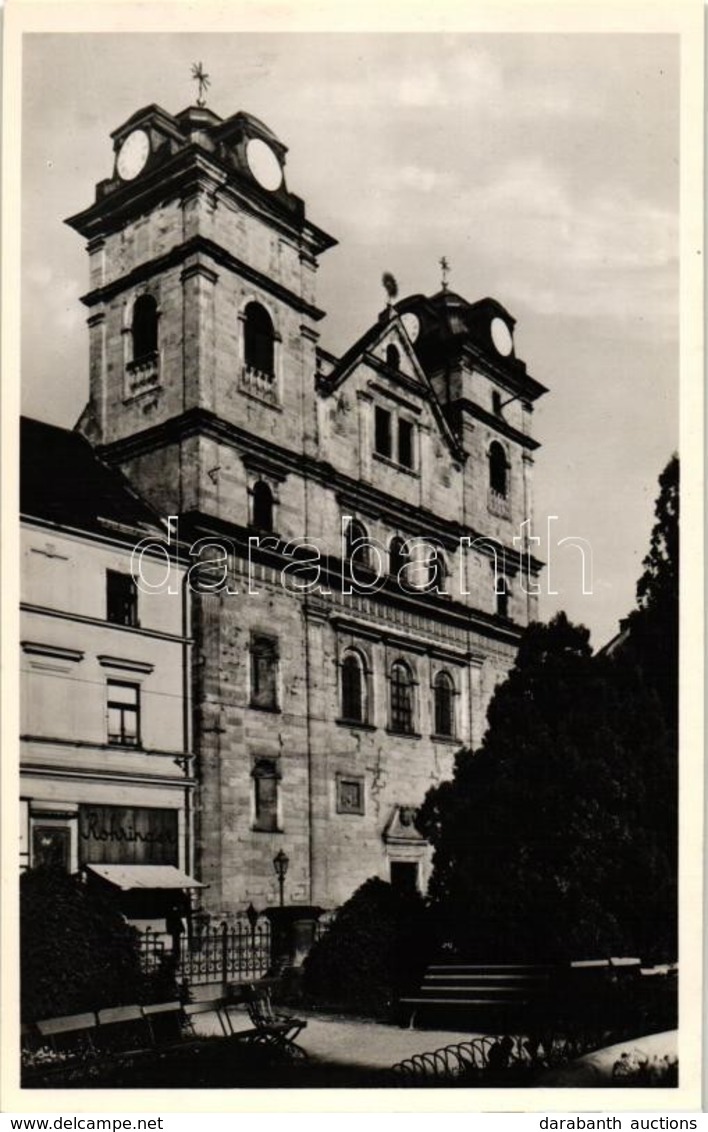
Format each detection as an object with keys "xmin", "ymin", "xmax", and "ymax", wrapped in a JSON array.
[
  {"xmin": 345, "ymin": 519, "xmax": 371, "ymax": 576},
  {"xmin": 386, "ymin": 344, "xmax": 400, "ymax": 371},
  {"xmin": 390, "ymin": 860, "xmax": 419, "ymax": 893},
  {"xmin": 375, "ymin": 406, "xmax": 392, "ymax": 458},
  {"xmin": 496, "ymin": 576, "xmax": 510, "ymax": 619},
  {"xmin": 341, "ymin": 652, "xmax": 366, "ymax": 723},
  {"xmin": 492, "ymin": 390, "xmax": 503, "ymax": 415},
  {"xmin": 426, "ymin": 546, "xmax": 448, "ymax": 593},
  {"xmin": 433, "ymin": 670, "xmax": 455, "ymax": 737},
  {"xmin": 489, "ymin": 441, "xmax": 508, "ymax": 497},
  {"xmin": 398, "ymin": 418, "xmax": 414, "ymax": 469},
  {"xmin": 252, "ymin": 480, "xmax": 274, "ymax": 532},
  {"xmin": 389, "ymin": 536, "xmax": 410, "ymax": 580},
  {"xmin": 106, "ymin": 570, "xmax": 139, "ymax": 627},
  {"xmin": 252, "ymin": 758, "xmax": 280, "ymax": 832},
  {"xmin": 390, "ymin": 660, "xmax": 415, "ymax": 735},
  {"xmin": 131, "ymin": 294, "xmax": 158, "ymax": 361},
  {"xmin": 250, "ymin": 633, "xmax": 279, "ymax": 710},
  {"xmin": 107, "ymin": 680, "xmax": 141, "ymax": 747},
  {"xmin": 337, "ymin": 775, "xmax": 365, "ymax": 816},
  {"xmin": 32, "ymin": 826, "xmax": 71, "ymax": 871},
  {"xmin": 243, "ymin": 302, "xmax": 275, "ymax": 378}
]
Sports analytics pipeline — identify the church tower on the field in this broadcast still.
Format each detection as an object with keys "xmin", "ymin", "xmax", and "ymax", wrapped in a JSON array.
[{"xmin": 67, "ymin": 101, "xmax": 336, "ymax": 520}]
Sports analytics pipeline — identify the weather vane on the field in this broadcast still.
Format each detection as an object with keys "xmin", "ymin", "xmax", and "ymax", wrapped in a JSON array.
[
  {"xmin": 440, "ymin": 256, "xmax": 450, "ymax": 292},
  {"xmin": 191, "ymin": 62, "xmax": 211, "ymax": 108}
]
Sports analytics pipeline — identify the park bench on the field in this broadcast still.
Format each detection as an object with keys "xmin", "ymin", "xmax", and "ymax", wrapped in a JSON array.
[
  {"xmin": 399, "ymin": 963, "xmax": 554, "ymax": 1028},
  {"xmin": 229, "ymin": 983, "xmax": 307, "ymax": 1057},
  {"xmin": 35, "ymin": 1011, "xmax": 99, "ymax": 1060},
  {"xmin": 22, "ymin": 995, "xmax": 234, "ymax": 1081}
]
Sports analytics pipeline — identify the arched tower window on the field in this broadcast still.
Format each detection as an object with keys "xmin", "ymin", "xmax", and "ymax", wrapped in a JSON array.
[
  {"xmin": 489, "ymin": 441, "xmax": 508, "ymax": 497},
  {"xmin": 389, "ymin": 536, "xmax": 410, "ymax": 580},
  {"xmin": 390, "ymin": 660, "xmax": 414, "ymax": 735},
  {"xmin": 386, "ymin": 344, "xmax": 400, "ymax": 371},
  {"xmin": 433, "ymin": 670, "xmax": 455, "ymax": 737},
  {"xmin": 244, "ymin": 302, "xmax": 275, "ymax": 378},
  {"xmin": 496, "ymin": 576, "xmax": 510, "ymax": 619},
  {"xmin": 252, "ymin": 480, "xmax": 274, "ymax": 532},
  {"xmin": 132, "ymin": 294, "xmax": 158, "ymax": 361},
  {"xmin": 341, "ymin": 652, "xmax": 367, "ymax": 724}
]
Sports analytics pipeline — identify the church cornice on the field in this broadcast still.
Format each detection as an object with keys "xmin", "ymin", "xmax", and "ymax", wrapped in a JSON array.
[
  {"xmin": 179, "ymin": 508, "xmax": 525, "ymax": 649},
  {"xmin": 79, "ymin": 234, "xmax": 327, "ymax": 323},
  {"xmin": 448, "ymin": 399, "xmax": 541, "ymax": 452},
  {"xmin": 66, "ymin": 145, "xmax": 336, "ymax": 258},
  {"xmin": 459, "ymin": 342, "xmax": 549, "ymax": 403},
  {"xmin": 98, "ymin": 408, "xmax": 545, "ymax": 576}
]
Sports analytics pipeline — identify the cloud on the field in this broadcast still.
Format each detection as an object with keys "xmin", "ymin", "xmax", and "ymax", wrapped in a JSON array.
[{"xmin": 389, "ymin": 164, "xmax": 455, "ymax": 193}]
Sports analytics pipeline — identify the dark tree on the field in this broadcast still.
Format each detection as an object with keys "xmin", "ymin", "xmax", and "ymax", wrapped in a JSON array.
[
  {"xmin": 624, "ymin": 455, "xmax": 679, "ymax": 734},
  {"xmin": 302, "ymin": 877, "xmax": 430, "ymax": 1016},
  {"xmin": 417, "ymin": 613, "xmax": 676, "ymax": 963},
  {"xmin": 21, "ymin": 868, "xmax": 148, "ymax": 1022}
]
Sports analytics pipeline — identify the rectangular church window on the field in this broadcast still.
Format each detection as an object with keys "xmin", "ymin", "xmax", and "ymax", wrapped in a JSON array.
[
  {"xmin": 375, "ymin": 406, "xmax": 392, "ymax": 458},
  {"xmin": 250, "ymin": 633, "xmax": 279, "ymax": 710},
  {"xmin": 252, "ymin": 758, "xmax": 281, "ymax": 832},
  {"xmin": 398, "ymin": 418, "xmax": 414, "ymax": 469}
]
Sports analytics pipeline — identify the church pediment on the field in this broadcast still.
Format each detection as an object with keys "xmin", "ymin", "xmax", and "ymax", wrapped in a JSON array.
[{"xmin": 318, "ymin": 312, "xmax": 464, "ymax": 463}]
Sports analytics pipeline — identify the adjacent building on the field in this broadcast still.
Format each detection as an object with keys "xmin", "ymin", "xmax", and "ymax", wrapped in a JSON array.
[{"xmin": 20, "ymin": 418, "xmax": 195, "ymax": 909}]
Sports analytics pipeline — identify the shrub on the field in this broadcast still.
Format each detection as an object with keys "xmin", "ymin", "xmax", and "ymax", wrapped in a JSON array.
[
  {"xmin": 21, "ymin": 868, "xmax": 149, "ymax": 1022},
  {"xmin": 302, "ymin": 877, "xmax": 430, "ymax": 1017}
]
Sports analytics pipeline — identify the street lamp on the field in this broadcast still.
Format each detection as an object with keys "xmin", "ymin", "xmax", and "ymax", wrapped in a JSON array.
[{"xmin": 273, "ymin": 849, "xmax": 289, "ymax": 907}]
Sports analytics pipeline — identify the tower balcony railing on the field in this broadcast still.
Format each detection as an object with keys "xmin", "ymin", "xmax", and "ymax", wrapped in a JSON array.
[
  {"xmin": 125, "ymin": 351, "xmax": 159, "ymax": 396},
  {"xmin": 487, "ymin": 487, "xmax": 511, "ymax": 519},
  {"xmin": 240, "ymin": 364, "xmax": 279, "ymax": 405}
]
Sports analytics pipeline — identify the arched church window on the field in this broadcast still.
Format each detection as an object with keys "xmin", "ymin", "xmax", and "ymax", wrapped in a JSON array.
[
  {"xmin": 489, "ymin": 441, "xmax": 508, "ymax": 497},
  {"xmin": 132, "ymin": 294, "xmax": 158, "ymax": 361},
  {"xmin": 389, "ymin": 536, "xmax": 410, "ymax": 581},
  {"xmin": 390, "ymin": 660, "xmax": 415, "ymax": 735},
  {"xmin": 433, "ymin": 670, "xmax": 455, "ymax": 737},
  {"xmin": 426, "ymin": 545, "xmax": 448, "ymax": 592},
  {"xmin": 345, "ymin": 519, "xmax": 370, "ymax": 574},
  {"xmin": 496, "ymin": 576, "xmax": 510, "ymax": 619},
  {"xmin": 341, "ymin": 651, "xmax": 367, "ymax": 724},
  {"xmin": 244, "ymin": 302, "xmax": 275, "ymax": 379},
  {"xmin": 252, "ymin": 480, "xmax": 274, "ymax": 532}
]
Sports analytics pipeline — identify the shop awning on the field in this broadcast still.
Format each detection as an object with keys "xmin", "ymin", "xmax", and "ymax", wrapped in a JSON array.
[{"xmin": 86, "ymin": 864, "xmax": 206, "ymax": 891}]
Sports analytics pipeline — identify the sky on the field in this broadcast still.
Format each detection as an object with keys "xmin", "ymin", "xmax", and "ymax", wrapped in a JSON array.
[{"xmin": 20, "ymin": 32, "xmax": 680, "ymax": 648}]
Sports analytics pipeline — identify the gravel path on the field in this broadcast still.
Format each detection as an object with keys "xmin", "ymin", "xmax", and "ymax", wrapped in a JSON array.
[{"xmin": 197, "ymin": 1005, "xmax": 480, "ymax": 1070}]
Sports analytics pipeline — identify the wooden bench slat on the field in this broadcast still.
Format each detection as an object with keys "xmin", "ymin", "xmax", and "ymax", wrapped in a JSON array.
[
  {"xmin": 98, "ymin": 1005, "xmax": 144, "ymax": 1025},
  {"xmin": 37, "ymin": 1012, "xmax": 97, "ymax": 1035}
]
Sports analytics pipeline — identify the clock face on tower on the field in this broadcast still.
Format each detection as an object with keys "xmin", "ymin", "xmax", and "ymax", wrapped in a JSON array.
[
  {"xmin": 490, "ymin": 316, "xmax": 513, "ymax": 357},
  {"xmin": 116, "ymin": 129, "xmax": 151, "ymax": 181},
  {"xmin": 401, "ymin": 312, "xmax": 420, "ymax": 343},
  {"xmin": 246, "ymin": 138, "xmax": 283, "ymax": 191}
]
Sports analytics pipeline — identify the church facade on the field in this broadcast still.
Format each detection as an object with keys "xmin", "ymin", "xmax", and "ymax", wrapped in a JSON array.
[{"xmin": 65, "ymin": 99, "xmax": 547, "ymax": 916}]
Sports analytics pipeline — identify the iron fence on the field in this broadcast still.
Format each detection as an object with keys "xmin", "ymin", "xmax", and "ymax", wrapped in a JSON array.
[
  {"xmin": 314, "ymin": 913, "xmax": 335, "ymax": 942},
  {"xmin": 178, "ymin": 920, "xmax": 272, "ymax": 985},
  {"xmin": 138, "ymin": 929, "xmax": 166, "ymax": 975}
]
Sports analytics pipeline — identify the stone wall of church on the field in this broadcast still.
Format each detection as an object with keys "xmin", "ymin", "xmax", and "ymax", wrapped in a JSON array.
[{"xmin": 190, "ymin": 548, "xmax": 518, "ymax": 916}]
